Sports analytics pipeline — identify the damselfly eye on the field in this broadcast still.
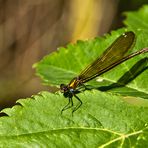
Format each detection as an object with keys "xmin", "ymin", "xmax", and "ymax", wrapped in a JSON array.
[{"xmin": 60, "ymin": 84, "xmax": 68, "ymax": 92}]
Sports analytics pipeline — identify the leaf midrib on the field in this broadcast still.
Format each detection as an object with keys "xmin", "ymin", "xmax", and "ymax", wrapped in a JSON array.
[{"xmin": 0, "ymin": 127, "xmax": 143, "ymax": 138}]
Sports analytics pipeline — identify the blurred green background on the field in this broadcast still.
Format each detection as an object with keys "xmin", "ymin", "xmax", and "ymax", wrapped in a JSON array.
[{"xmin": 0, "ymin": 0, "xmax": 147, "ymax": 110}]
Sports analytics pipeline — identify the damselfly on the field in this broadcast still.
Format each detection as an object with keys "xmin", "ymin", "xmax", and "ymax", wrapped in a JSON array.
[{"xmin": 60, "ymin": 31, "xmax": 148, "ymax": 114}]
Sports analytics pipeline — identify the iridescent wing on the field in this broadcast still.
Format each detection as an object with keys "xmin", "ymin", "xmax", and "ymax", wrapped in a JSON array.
[{"xmin": 78, "ymin": 31, "xmax": 135, "ymax": 83}]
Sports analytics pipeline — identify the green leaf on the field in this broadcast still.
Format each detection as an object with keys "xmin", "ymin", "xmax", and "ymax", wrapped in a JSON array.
[
  {"xmin": 124, "ymin": 5, "xmax": 148, "ymax": 34},
  {"xmin": 34, "ymin": 6, "xmax": 148, "ymax": 99},
  {"xmin": 0, "ymin": 91, "xmax": 148, "ymax": 147}
]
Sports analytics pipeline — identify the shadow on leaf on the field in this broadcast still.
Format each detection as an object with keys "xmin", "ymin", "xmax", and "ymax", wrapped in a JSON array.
[{"xmin": 85, "ymin": 58, "xmax": 148, "ymax": 99}]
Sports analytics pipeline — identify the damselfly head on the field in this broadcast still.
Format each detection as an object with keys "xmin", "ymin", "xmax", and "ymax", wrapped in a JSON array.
[{"xmin": 60, "ymin": 84, "xmax": 68, "ymax": 93}]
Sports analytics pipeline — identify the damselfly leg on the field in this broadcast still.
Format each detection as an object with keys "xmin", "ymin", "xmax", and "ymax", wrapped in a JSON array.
[
  {"xmin": 61, "ymin": 97, "xmax": 73, "ymax": 114},
  {"xmin": 72, "ymin": 94, "xmax": 82, "ymax": 115}
]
